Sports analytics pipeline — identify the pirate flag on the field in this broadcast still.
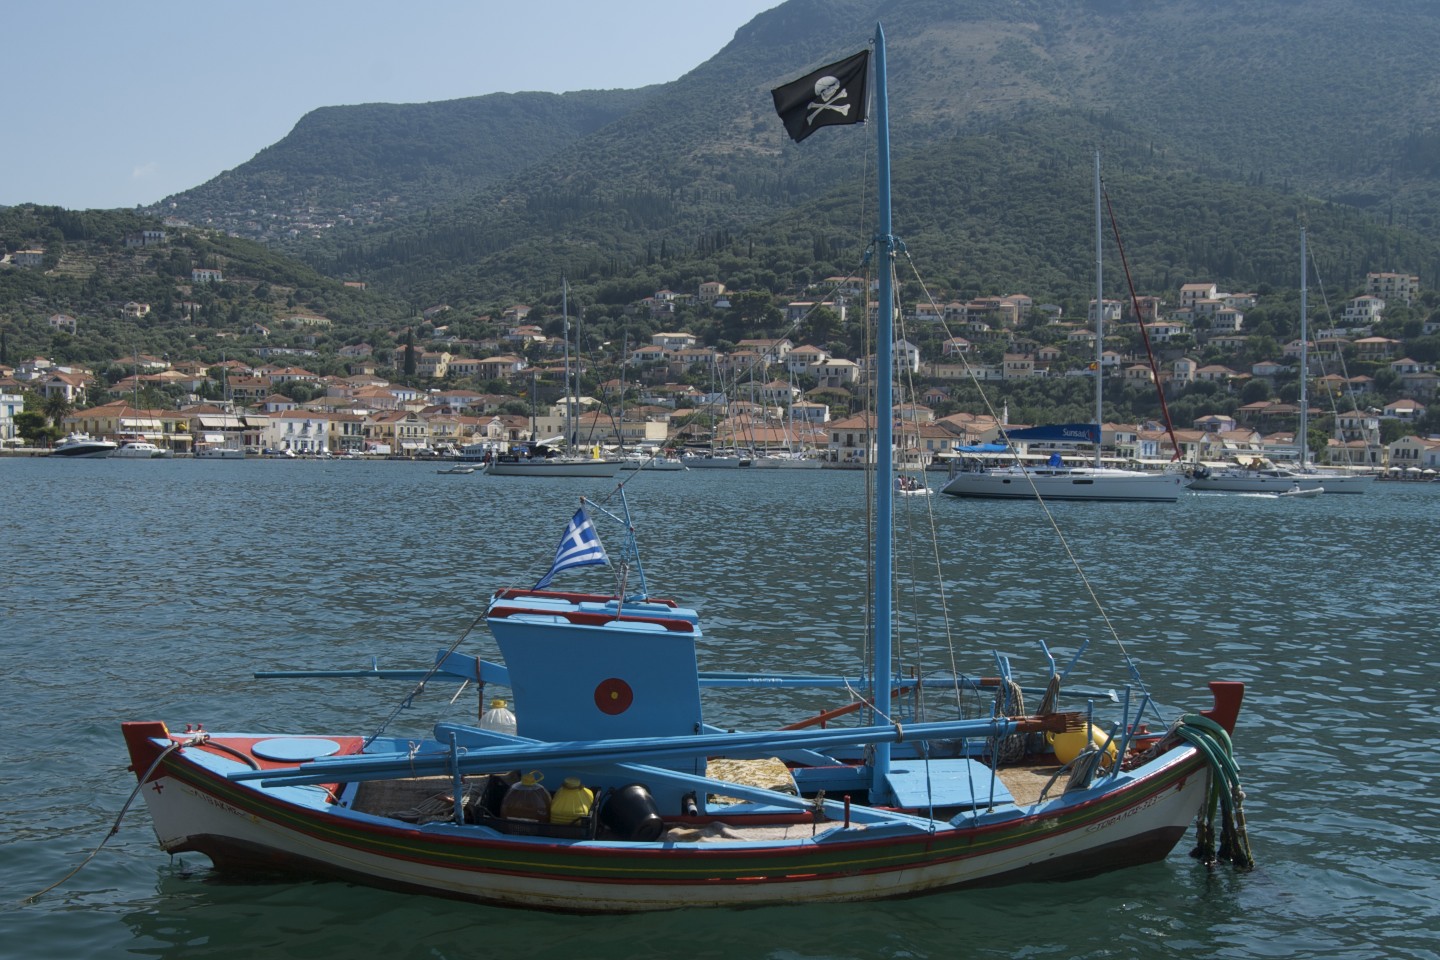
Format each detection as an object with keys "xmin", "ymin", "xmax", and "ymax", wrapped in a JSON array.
[{"xmin": 771, "ymin": 49, "xmax": 869, "ymax": 143}]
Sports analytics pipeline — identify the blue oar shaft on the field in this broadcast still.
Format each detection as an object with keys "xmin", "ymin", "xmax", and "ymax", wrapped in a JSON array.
[{"xmin": 233, "ymin": 714, "xmax": 1047, "ymax": 787}]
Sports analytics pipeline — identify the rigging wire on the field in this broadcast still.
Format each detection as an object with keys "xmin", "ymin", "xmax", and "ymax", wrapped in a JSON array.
[
  {"xmin": 900, "ymin": 251, "xmax": 1155, "ymax": 702},
  {"xmin": 1304, "ymin": 239, "xmax": 1374, "ymax": 468},
  {"xmin": 1101, "ymin": 181, "xmax": 1182, "ymax": 462},
  {"xmin": 364, "ymin": 609, "xmax": 489, "ymax": 748}
]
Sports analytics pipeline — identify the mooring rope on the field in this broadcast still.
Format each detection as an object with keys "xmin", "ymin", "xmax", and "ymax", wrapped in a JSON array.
[{"xmin": 21, "ymin": 734, "xmax": 200, "ymax": 904}]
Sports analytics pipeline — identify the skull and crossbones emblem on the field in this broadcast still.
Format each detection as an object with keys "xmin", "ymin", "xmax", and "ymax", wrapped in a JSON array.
[{"xmin": 807, "ymin": 75, "xmax": 852, "ymax": 125}]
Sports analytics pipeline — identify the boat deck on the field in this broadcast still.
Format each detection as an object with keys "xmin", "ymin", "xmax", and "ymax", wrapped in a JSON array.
[
  {"xmin": 345, "ymin": 759, "xmax": 1069, "ymax": 841},
  {"xmin": 997, "ymin": 763, "xmax": 1067, "ymax": 806}
]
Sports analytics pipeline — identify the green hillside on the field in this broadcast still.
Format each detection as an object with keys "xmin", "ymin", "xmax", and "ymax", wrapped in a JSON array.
[
  {"xmin": 144, "ymin": 0, "xmax": 1440, "ymax": 311},
  {"xmin": 0, "ymin": 205, "xmax": 412, "ymax": 368},
  {"xmin": 6, "ymin": 0, "xmax": 1440, "ymax": 445}
]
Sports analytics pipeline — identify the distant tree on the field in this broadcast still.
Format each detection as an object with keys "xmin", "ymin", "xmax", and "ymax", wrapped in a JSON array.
[
  {"xmin": 802, "ymin": 306, "xmax": 840, "ymax": 345},
  {"xmin": 403, "ymin": 330, "xmax": 417, "ymax": 376},
  {"xmin": 1242, "ymin": 335, "xmax": 1279, "ymax": 363},
  {"xmin": 1407, "ymin": 335, "xmax": 1440, "ymax": 364},
  {"xmin": 1370, "ymin": 367, "xmax": 1401, "ymax": 393},
  {"xmin": 1240, "ymin": 378, "xmax": 1272, "ymax": 404},
  {"xmin": 14, "ymin": 411, "xmax": 48, "ymax": 444},
  {"xmin": 725, "ymin": 291, "xmax": 780, "ymax": 341},
  {"xmin": 42, "ymin": 393, "xmax": 71, "ymax": 426},
  {"xmin": 1379, "ymin": 419, "xmax": 1414, "ymax": 445},
  {"xmin": 277, "ymin": 382, "xmax": 318, "ymax": 403}
]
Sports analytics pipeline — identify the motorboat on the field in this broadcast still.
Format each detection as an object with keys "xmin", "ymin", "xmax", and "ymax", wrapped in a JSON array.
[
  {"xmin": 50, "ymin": 432, "xmax": 119, "ymax": 458},
  {"xmin": 110, "ymin": 439, "xmax": 170, "ymax": 459}
]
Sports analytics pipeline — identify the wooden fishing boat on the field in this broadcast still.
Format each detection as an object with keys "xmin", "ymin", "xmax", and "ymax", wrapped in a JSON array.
[{"xmin": 120, "ymin": 26, "xmax": 1252, "ymax": 912}]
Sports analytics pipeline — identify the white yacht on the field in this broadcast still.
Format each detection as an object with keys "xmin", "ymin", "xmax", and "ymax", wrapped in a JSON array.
[
  {"xmin": 1188, "ymin": 460, "xmax": 1320, "ymax": 494},
  {"xmin": 50, "ymin": 432, "xmax": 119, "ymax": 458},
  {"xmin": 943, "ymin": 458, "xmax": 1186, "ymax": 501},
  {"xmin": 111, "ymin": 439, "xmax": 169, "ymax": 459}
]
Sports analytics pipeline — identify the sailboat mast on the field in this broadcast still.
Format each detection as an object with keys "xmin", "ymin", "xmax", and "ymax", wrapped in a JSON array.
[
  {"xmin": 872, "ymin": 22, "xmax": 896, "ymax": 799},
  {"xmin": 1094, "ymin": 151, "xmax": 1104, "ymax": 469},
  {"xmin": 1299, "ymin": 228, "xmax": 1308, "ymax": 471},
  {"xmin": 563, "ymin": 279, "xmax": 572, "ymax": 448}
]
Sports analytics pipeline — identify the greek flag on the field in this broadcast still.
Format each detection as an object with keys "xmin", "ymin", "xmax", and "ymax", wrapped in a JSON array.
[{"xmin": 533, "ymin": 508, "xmax": 609, "ymax": 590}]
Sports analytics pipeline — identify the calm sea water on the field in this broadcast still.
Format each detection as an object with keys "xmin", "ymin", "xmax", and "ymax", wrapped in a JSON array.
[{"xmin": 2, "ymin": 458, "xmax": 1436, "ymax": 960}]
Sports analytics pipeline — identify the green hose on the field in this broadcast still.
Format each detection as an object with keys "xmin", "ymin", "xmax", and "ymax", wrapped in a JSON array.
[{"xmin": 1174, "ymin": 715, "xmax": 1254, "ymax": 870}]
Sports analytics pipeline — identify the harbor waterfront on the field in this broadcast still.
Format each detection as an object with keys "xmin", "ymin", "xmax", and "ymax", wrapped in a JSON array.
[{"xmin": 2, "ymin": 458, "xmax": 1435, "ymax": 959}]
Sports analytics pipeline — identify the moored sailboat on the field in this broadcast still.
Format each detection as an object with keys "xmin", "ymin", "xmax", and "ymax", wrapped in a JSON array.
[
  {"xmin": 486, "ymin": 281, "xmax": 622, "ymax": 478},
  {"xmin": 941, "ymin": 155, "xmax": 1183, "ymax": 503},
  {"xmin": 117, "ymin": 28, "xmax": 1251, "ymax": 912},
  {"xmin": 1190, "ymin": 229, "xmax": 1372, "ymax": 494}
]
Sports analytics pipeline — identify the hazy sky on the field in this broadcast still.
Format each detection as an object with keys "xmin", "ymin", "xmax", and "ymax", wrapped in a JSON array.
[{"xmin": 2, "ymin": 0, "xmax": 780, "ymax": 211}]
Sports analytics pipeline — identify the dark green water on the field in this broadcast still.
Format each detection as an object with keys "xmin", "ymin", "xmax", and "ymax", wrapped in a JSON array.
[{"xmin": 3, "ymin": 459, "xmax": 1436, "ymax": 959}]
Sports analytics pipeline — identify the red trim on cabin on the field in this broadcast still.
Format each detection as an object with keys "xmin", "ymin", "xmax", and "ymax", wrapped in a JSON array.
[
  {"xmin": 488, "ymin": 606, "xmax": 695, "ymax": 632},
  {"xmin": 492, "ymin": 588, "xmax": 679, "ymax": 608}
]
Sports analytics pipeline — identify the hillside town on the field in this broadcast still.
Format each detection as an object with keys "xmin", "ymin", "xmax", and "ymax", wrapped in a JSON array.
[{"xmin": 3, "ymin": 267, "xmax": 1439, "ymax": 473}]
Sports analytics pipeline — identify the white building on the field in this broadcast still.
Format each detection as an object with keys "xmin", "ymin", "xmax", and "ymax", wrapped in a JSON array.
[
  {"xmin": 1366, "ymin": 272, "xmax": 1419, "ymax": 305},
  {"xmin": 263, "ymin": 410, "xmax": 332, "ymax": 454},
  {"xmin": 1342, "ymin": 296, "xmax": 1386, "ymax": 326},
  {"xmin": 0, "ymin": 392, "xmax": 22, "ymax": 443}
]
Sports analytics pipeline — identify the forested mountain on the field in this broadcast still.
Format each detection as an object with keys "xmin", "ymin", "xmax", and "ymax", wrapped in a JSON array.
[
  {"xmin": 145, "ymin": 0, "xmax": 1440, "ymax": 312},
  {"xmin": 0, "ymin": 205, "xmax": 412, "ymax": 370},
  {"xmin": 158, "ymin": 87, "xmax": 659, "ymax": 240}
]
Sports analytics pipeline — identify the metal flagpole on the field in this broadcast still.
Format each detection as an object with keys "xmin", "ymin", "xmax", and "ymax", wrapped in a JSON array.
[{"xmin": 871, "ymin": 21, "xmax": 896, "ymax": 803}]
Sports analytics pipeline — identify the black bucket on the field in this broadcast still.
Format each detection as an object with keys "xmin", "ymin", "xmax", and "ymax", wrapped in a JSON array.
[{"xmin": 601, "ymin": 784, "xmax": 664, "ymax": 841}]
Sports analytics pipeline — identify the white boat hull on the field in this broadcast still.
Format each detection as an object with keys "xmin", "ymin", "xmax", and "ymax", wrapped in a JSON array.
[
  {"xmin": 620, "ymin": 458, "xmax": 687, "ymax": 471},
  {"xmin": 1188, "ymin": 472, "xmax": 1316, "ymax": 493},
  {"xmin": 1189, "ymin": 469, "xmax": 1370, "ymax": 495},
  {"xmin": 1292, "ymin": 471, "xmax": 1372, "ymax": 494},
  {"xmin": 485, "ymin": 458, "xmax": 623, "ymax": 478},
  {"xmin": 111, "ymin": 441, "xmax": 169, "ymax": 459},
  {"xmin": 942, "ymin": 467, "xmax": 1185, "ymax": 502},
  {"xmin": 681, "ymin": 456, "xmax": 750, "ymax": 468},
  {"xmin": 50, "ymin": 434, "xmax": 118, "ymax": 458},
  {"xmin": 750, "ymin": 456, "xmax": 823, "ymax": 469},
  {"xmin": 125, "ymin": 725, "xmax": 1211, "ymax": 912}
]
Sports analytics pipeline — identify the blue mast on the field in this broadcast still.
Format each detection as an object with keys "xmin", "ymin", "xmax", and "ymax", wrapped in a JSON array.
[{"xmin": 871, "ymin": 22, "xmax": 896, "ymax": 803}]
